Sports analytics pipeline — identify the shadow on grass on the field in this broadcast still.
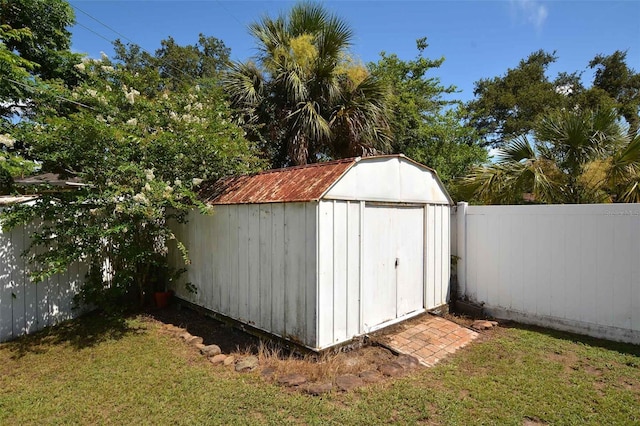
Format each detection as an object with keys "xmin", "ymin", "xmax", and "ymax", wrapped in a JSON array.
[
  {"xmin": 5, "ymin": 311, "xmax": 140, "ymax": 359},
  {"xmin": 499, "ymin": 321, "xmax": 640, "ymax": 358}
]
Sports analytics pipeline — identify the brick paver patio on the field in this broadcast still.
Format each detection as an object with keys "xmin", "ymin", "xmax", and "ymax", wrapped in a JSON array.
[{"xmin": 379, "ymin": 314, "xmax": 479, "ymax": 367}]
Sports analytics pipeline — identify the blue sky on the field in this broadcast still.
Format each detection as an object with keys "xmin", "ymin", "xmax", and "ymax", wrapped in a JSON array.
[{"xmin": 69, "ymin": 1, "xmax": 639, "ymax": 102}]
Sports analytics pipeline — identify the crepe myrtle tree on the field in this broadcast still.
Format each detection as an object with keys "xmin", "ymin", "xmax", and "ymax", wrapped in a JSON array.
[{"xmin": 3, "ymin": 54, "xmax": 264, "ymax": 311}]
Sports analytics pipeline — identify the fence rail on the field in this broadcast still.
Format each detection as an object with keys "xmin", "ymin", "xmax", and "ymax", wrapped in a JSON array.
[{"xmin": 454, "ymin": 202, "xmax": 640, "ymax": 344}]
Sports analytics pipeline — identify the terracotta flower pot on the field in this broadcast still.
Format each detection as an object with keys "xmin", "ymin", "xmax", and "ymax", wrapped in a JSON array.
[{"xmin": 154, "ymin": 291, "xmax": 172, "ymax": 308}]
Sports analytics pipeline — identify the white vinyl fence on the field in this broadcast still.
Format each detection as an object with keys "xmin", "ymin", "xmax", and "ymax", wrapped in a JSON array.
[
  {"xmin": 455, "ymin": 202, "xmax": 640, "ymax": 344},
  {"xmin": 0, "ymin": 213, "xmax": 87, "ymax": 342}
]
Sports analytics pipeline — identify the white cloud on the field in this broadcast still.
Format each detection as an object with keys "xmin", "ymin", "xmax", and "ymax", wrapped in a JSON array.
[{"xmin": 511, "ymin": 0, "xmax": 548, "ymax": 30}]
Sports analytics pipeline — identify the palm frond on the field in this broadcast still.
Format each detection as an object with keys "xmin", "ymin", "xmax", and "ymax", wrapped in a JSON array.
[
  {"xmin": 249, "ymin": 15, "xmax": 288, "ymax": 61},
  {"xmin": 288, "ymin": 2, "xmax": 328, "ymax": 36},
  {"xmin": 289, "ymin": 101, "xmax": 331, "ymax": 143},
  {"xmin": 316, "ymin": 16, "xmax": 353, "ymax": 62},
  {"xmin": 617, "ymin": 177, "xmax": 640, "ymax": 203},
  {"xmin": 328, "ymin": 74, "xmax": 391, "ymax": 157},
  {"xmin": 609, "ymin": 132, "xmax": 640, "ymax": 178},
  {"xmin": 281, "ymin": 66, "xmax": 308, "ymax": 104},
  {"xmin": 495, "ymin": 136, "xmax": 536, "ymax": 163},
  {"xmin": 222, "ymin": 61, "xmax": 265, "ymax": 108}
]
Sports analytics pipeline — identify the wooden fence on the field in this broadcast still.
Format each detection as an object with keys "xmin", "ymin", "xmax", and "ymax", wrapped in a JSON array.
[{"xmin": 454, "ymin": 202, "xmax": 640, "ymax": 344}]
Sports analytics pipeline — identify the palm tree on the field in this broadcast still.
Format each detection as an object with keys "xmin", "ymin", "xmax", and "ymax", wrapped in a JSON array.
[
  {"xmin": 460, "ymin": 107, "xmax": 640, "ymax": 204},
  {"xmin": 607, "ymin": 131, "xmax": 640, "ymax": 202},
  {"xmin": 223, "ymin": 2, "xmax": 390, "ymax": 166}
]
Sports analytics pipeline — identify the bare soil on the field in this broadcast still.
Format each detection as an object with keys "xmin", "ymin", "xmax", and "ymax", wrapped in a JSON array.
[
  {"xmin": 145, "ymin": 304, "xmax": 465, "ymax": 390},
  {"xmin": 148, "ymin": 305, "xmax": 259, "ymax": 354}
]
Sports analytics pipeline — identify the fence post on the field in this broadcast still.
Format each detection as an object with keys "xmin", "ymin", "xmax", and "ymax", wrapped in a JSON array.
[{"xmin": 456, "ymin": 202, "xmax": 468, "ymax": 298}]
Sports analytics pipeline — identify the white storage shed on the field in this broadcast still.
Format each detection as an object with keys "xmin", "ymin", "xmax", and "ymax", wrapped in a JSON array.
[{"xmin": 170, "ymin": 155, "xmax": 453, "ymax": 351}]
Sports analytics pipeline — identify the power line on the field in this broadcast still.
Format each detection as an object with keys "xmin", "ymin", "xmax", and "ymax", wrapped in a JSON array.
[
  {"xmin": 74, "ymin": 21, "xmax": 114, "ymax": 45},
  {"xmin": 72, "ymin": 4, "xmax": 140, "ymax": 47},
  {"xmin": 3, "ymin": 77, "xmax": 96, "ymax": 110},
  {"xmin": 70, "ymin": 4, "xmax": 204, "ymax": 88},
  {"xmin": 213, "ymin": 0, "xmax": 244, "ymax": 27}
]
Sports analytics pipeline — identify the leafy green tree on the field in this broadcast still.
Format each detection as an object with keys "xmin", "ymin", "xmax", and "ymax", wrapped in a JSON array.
[
  {"xmin": 0, "ymin": 0, "xmax": 78, "ymax": 80},
  {"xmin": 156, "ymin": 34, "xmax": 230, "ymax": 88},
  {"xmin": 0, "ymin": 24, "xmax": 36, "ymax": 124},
  {"xmin": 588, "ymin": 50, "xmax": 640, "ymax": 137},
  {"xmin": 0, "ymin": 0, "xmax": 83, "ymax": 126},
  {"xmin": 113, "ymin": 34, "xmax": 231, "ymax": 92},
  {"xmin": 466, "ymin": 50, "xmax": 580, "ymax": 148},
  {"xmin": 224, "ymin": 2, "xmax": 390, "ymax": 167},
  {"xmin": 4, "ymin": 55, "xmax": 263, "ymax": 311},
  {"xmin": 466, "ymin": 49, "xmax": 640, "ymax": 149},
  {"xmin": 368, "ymin": 39, "xmax": 486, "ymax": 188},
  {"xmin": 460, "ymin": 108, "xmax": 640, "ymax": 204},
  {"xmin": 0, "ymin": 24, "xmax": 50, "ymax": 179}
]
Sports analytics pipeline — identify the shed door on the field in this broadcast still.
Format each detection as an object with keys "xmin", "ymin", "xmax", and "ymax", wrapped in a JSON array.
[{"xmin": 362, "ymin": 205, "xmax": 424, "ymax": 331}]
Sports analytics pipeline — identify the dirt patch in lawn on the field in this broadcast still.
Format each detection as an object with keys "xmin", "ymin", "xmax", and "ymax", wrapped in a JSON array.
[
  {"xmin": 148, "ymin": 305, "xmax": 259, "ymax": 354},
  {"xmin": 145, "ymin": 305, "xmax": 489, "ymax": 394}
]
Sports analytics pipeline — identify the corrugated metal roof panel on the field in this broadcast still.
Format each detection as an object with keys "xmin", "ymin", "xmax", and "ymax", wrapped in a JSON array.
[{"xmin": 200, "ymin": 158, "xmax": 356, "ymax": 205}]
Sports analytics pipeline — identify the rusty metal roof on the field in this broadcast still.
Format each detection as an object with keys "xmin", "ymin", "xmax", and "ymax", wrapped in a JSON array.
[{"xmin": 200, "ymin": 158, "xmax": 356, "ymax": 205}]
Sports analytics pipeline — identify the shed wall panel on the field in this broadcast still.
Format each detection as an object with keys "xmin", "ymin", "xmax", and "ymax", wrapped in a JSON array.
[
  {"xmin": 433, "ymin": 206, "xmax": 443, "ymax": 307},
  {"xmin": 258, "ymin": 205, "xmax": 273, "ymax": 331},
  {"xmin": 214, "ymin": 207, "xmax": 226, "ymax": 311},
  {"xmin": 170, "ymin": 204, "xmax": 319, "ymax": 348},
  {"xmin": 305, "ymin": 204, "xmax": 318, "ymax": 346},
  {"xmin": 332, "ymin": 201, "xmax": 349, "ymax": 344},
  {"xmin": 346, "ymin": 201, "xmax": 361, "ymax": 338},
  {"xmin": 425, "ymin": 205, "xmax": 435, "ymax": 309},
  {"xmin": 317, "ymin": 201, "xmax": 450, "ymax": 345},
  {"xmin": 317, "ymin": 200, "xmax": 367, "ymax": 348},
  {"xmin": 169, "ymin": 217, "xmax": 194, "ymax": 304},
  {"xmin": 317, "ymin": 201, "xmax": 334, "ymax": 348},
  {"xmin": 247, "ymin": 205, "xmax": 260, "ymax": 325},
  {"xmin": 283, "ymin": 203, "xmax": 304, "ymax": 340},
  {"xmin": 237, "ymin": 205, "xmax": 250, "ymax": 322},
  {"xmin": 271, "ymin": 203, "xmax": 286, "ymax": 336}
]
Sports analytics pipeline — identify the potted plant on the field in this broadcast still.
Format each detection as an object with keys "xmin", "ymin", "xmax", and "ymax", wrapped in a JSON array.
[{"xmin": 152, "ymin": 266, "xmax": 185, "ymax": 308}]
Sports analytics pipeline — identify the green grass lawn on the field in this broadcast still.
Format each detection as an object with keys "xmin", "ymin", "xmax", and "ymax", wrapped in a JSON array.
[{"xmin": 1, "ymin": 314, "xmax": 639, "ymax": 425}]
